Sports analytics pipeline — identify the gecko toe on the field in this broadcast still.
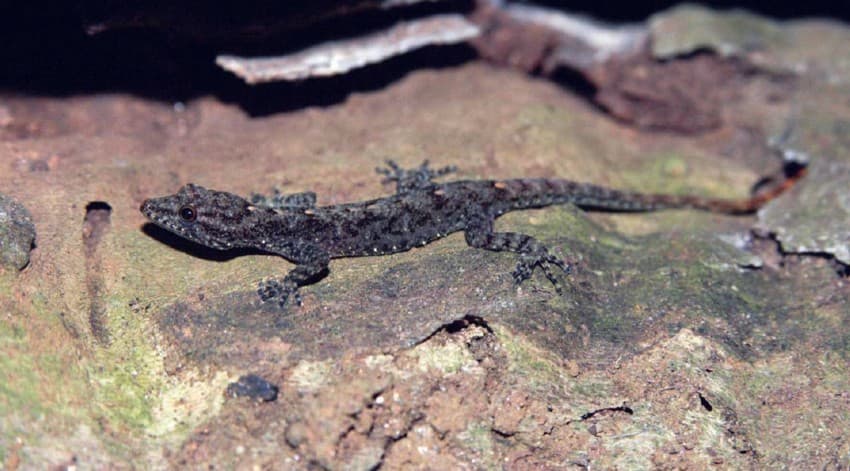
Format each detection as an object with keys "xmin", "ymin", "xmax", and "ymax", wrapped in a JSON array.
[
  {"xmin": 511, "ymin": 261, "xmax": 534, "ymax": 284},
  {"xmin": 548, "ymin": 254, "xmax": 571, "ymax": 274},
  {"xmin": 377, "ymin": 159, "xmax": 456, "ymax": 194},
  {"xmin": 512, "ymin": 252, "xmax": 571, "ymax": 294},
  {"xmin": 258, "ymin": 279, "xmax": 302, "ymax": 309},
  {"xmin": 258, "ymin": 279, "xmax": 282, "ymax": 301}
]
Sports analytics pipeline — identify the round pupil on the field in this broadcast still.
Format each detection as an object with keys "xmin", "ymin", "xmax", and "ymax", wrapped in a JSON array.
[{"xmin": 179, "ymin": 206, "xmax": 196, "ymax": 221}]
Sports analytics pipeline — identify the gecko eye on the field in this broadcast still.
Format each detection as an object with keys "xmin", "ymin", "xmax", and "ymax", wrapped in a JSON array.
[{"xmin": 179, "ymin": 205, "xmax": 197, "ymax": 222}]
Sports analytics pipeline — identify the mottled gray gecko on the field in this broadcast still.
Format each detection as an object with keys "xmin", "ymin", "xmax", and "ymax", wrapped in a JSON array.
[{"xmin": 140, "ymin": 161, "xmax": 804, "ymax": 308}]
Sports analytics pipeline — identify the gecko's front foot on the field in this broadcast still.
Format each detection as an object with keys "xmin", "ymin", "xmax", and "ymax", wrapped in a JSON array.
[
  {"xmin": 512, "ymin": 251, "xmax": 572, "ymax": 295},
  {"xmin": 258, "ymin": 279, "xmax": 302, "ymax": 308}
]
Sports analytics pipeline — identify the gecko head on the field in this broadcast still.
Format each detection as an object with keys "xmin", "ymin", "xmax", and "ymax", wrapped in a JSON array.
[{"xmin": 141, "ymin": 183, "xmax": 259, "ymax": 250}]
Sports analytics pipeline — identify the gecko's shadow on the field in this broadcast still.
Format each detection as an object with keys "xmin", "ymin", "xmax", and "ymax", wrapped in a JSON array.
[{"xmin": 142, "ymin": 223, "xmax": 269, "ymax": 262}]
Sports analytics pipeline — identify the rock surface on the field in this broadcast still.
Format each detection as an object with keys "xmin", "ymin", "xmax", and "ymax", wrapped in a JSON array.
[{"xmin": 0, "ymin": 5, "xmax": 848, "ymax": 469}]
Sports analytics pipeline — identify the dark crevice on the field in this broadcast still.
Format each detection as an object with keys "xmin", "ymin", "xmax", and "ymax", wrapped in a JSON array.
[
  {"xmin": 372, "ymin": 415, "xmax": 426, "ymax": 471},
  {"xmin": 548, "ymin": 65, "xmax": 601, "ymax": 110},
  {"xmin": 412, "ymin": 314, "xmax": 493, "ymax": 348},
  {"xmin": 83, "ymin": 201, "xmax": 112, "ymax": 251},
  {"xmin": 364, "ymin": 387, "xmax": 389, "ymax": 413},
  {"xmin": 699, "ymin": 392, "xmax": 714, "ymax": 412},
  {"xmin": 580, "ymin": 404, "xmax": 634, "ymax": 420},
  {"xmin": 750, "ymin": 230, "xmax": 850, "ymax": 278},
  {"xmin": 791, "ymin": 250, "xmax": 850, "ymax": 278},
  {"xmin": 443, "ymin": 314, "xmax": 493, "ymax": 335},
  {"xmin": 83, "ymin": 201, "xmax": 112, "ymax": 345},
  {"xmin": 491, "ymin": 428, "xmax": 516, "ymax": 438}
]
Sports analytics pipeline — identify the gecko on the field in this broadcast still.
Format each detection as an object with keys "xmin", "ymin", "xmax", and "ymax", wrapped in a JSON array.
[{"xmin": 140, "ymin": 160, "xmax": 805, "ymax": 308}]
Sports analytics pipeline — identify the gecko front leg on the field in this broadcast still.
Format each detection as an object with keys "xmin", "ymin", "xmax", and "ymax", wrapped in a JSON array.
[
  {"xmin": 376, "ymin": 160, "xmax": 457, "ymax": 194},
  {"xmin": 258, "ymin": 242, "xmax": 330, "ymax": 308},
  {"xmin": 464, "ymin": 214, "xmax": 571, "ymax": 294}
]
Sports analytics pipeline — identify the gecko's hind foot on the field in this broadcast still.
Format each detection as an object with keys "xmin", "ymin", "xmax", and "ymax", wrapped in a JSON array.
[
  {"xmin": 258, "ymin": 279, "xmax": 302, "ymax": 308},
  {"xmin": 512, "ymin": 252, "xmax": 572, "ymax": 295},
  {"xmin": 376, "ymin": 160, "xmax": 457, "ymax": 194}
]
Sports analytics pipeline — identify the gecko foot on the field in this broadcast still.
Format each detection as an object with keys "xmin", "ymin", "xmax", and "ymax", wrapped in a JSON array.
[
  {"xmin": 376, "ymin": 160, "xmax": 457, "ymax": 194},
  {"xmin": 512, "ymin": 251, "xmax": 572, "ymax": 294},
  {"xmin": 258, "ymin": 279, "xmax": 302, "ymax": 308}
]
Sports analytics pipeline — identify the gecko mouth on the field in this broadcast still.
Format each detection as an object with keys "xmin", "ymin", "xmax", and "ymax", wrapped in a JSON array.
[{"xmin": 140, "ymin": 199, "xmax": 184, "ymax": 233}]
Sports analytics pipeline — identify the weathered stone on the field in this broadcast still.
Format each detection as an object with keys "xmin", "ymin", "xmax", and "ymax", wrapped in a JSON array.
[{"xmin": 0, "ymin": 193, "xmax": 35, "ymax": 270}]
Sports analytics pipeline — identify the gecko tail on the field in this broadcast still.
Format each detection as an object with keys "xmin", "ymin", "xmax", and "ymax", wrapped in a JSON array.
[
  {"xmin": 561, "ymin": 160, "xmax": 808, "ymax": 214},
  {"xmin": 659, "ymin": 160, "xmax": 808, "ymax": 214},
  {"xmin": 497, "ymin": 161, "xmax": 806, "ymax": 214}
]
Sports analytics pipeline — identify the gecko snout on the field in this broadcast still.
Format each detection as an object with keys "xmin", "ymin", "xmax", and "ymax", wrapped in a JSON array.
[{"xmin": 139, "ymin": 199, "xmax": 154, "ymax": 217}]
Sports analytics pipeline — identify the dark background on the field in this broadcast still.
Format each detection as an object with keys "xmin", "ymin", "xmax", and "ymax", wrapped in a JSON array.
[{"xmin": 2, "ymin": 1, "xmax": 847, "ymax": 99}]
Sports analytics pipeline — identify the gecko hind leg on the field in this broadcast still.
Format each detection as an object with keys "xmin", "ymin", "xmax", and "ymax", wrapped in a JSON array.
[
  {"xmin": 376, "ymin": 160, "xmax": 457, "ymax": 194},
  {"xmin": 464, "ymin": 216, "xmax": 571, "ymax": 294}
]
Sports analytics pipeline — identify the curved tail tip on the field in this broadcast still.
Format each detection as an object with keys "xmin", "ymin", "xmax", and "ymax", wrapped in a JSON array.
[{"xmin": 782, "ymin": 159, "xmax": 808, "ymax": 180}]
